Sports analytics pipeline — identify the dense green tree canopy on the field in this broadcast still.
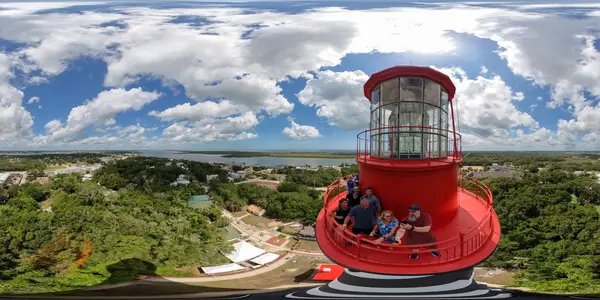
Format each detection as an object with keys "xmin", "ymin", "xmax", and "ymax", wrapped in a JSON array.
[
  {"xmin": 0, "ymin": 156, "xmax": 230, "ymax": 294},
  {"xmin": 3, "ymin": 153, "xmax": 600, "ymax": 294}
]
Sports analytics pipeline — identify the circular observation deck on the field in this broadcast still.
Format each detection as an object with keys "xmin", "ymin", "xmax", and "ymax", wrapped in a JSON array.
[{"xmin": 315, "ymin": 177, "xmax": 501, "ymax": 275}]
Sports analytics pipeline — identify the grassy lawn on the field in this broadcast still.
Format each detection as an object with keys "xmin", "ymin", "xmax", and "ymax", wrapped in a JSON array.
[
  {"xmin": 241, "ymin": 214, "xmax": 275, "ymax": 229},
  {"xmin": 295, "ymin": 240, "xmax": 322, "ymax": 253}
]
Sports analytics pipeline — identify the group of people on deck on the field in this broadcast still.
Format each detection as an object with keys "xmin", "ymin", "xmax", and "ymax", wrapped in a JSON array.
[{"xmin": 328, "ymin": 174, "xmax": 440, "ymax": 259}]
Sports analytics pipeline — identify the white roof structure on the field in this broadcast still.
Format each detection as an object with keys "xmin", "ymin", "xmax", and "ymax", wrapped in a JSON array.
[
  {"xmin": 0, "ymin": 173, "xmax": 10, "ymax": 184},
  {"xmin": 225, "ymin": 240, "xmax": 266, "ymax": 263},
  {"xmin": 250, "ymin": 252, "xmax": 279, "ymax": 265},
  {"xmin": 201, "ymin": 263, "xmax": 244, "ymax": 275}
]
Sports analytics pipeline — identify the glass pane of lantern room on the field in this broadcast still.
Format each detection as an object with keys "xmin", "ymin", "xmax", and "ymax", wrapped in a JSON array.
[
  {"xmin": 380, "ymin": 104, "xmax": 397, "ymax": 158},
  {"xmin": 380, "ymin": 78, "xmax": 399, "ymax": 106},
  {"xmin": 441, "ymin": 91, "xmax": 449, "ymax": 158},
  {"xmin": 440, "ymin": 106, "xmax": 449, "ymax": 158},
  {"xmin": 424, "ymin": 103, "xmax": 441, "ymax": 158},
  {"xmin": 400, "ymin": 77, "xmax": 423, "ymax": 102},
  {"xmin": 409, "ymin": 108, "xmax": 424, "ymax": 159},
  {"xmin": 370, "ymin": 108, "xmax": 380, "ymax": 157},
  {"xmin": 424, "ymin": 79, "xmax": 440, "ymax": 107},
  {"xmin": 441, "ymin": 109, "xmax": 448, "ymax": 133},
  {"xmin": 440, "ymin": 135, "xmax": 448, "ymax": 158},
  {"xmin": 441, "ymin": 91, "xmax": 448, "ymax": 114},
  {"xmin": 398, "ymin": 102, "xmax": 424, "ymax": 159},
  {"xmin": 371, "ymin": 88, "xmax": 380, "ymax": 110}
]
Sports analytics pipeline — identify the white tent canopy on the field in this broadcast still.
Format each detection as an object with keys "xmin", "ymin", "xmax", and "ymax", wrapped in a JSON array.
[
  {"xmin": 225, "ymin": 240, "xmax": 266, "ymax": 263},
  {"xmin": 250, "ymin": 252, "xmax": 279, "ymax": 265},
  {"xmin": 201, "ymin": 263, "xmax": 244, "ymax": 275}
]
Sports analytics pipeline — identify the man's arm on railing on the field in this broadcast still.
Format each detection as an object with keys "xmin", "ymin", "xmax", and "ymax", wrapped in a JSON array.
[
  {"xmin": 341, "ymin": 211, "xmax": 354, "ymax": 230},
  {"xmin": 369, "ymin": 223, "xmax": 379, "ymax": 236},
  {"xmin": 395, "ymin": 228, "xmax": 406, "ymax": 243}
]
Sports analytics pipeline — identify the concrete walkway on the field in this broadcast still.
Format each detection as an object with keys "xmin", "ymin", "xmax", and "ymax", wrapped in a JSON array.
[{"xmin": 142, "ymin": 253, "xmax": 295, "ymax": 283}]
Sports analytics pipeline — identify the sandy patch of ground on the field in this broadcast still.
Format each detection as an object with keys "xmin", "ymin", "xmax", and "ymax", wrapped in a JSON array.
[
  {"xmin": 231, "ymin": 210, "xmax": 248, "ymax": 218},
  {"xmin": 474, "ymin": 267, "xmax": 515, "ymax": 286},
  {"xmin": 241, "ymin": 214, "xmax": 276, "ymax": 229}
]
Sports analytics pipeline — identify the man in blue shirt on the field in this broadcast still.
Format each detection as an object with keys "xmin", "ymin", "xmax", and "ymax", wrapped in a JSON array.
[
  {"xmin": 363, "ymin": 187, "xmax": 381, "ymax": 217},
  {"xmin": 341, "ymin": 197, "xmax": 376, "ymax": 235},
  {"xmin": 347, "ymin": 176, "xmax": 355, "ymax": 194}
]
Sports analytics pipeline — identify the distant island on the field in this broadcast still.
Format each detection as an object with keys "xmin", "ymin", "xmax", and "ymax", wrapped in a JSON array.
[{"xmin": 178, "ymin": 151, "xmax": 355, "ymax": 159}]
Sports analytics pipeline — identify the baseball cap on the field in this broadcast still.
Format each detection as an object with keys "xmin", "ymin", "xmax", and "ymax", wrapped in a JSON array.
[{"xmin": 408, "ymin": 204, "xmax": 421, "ymax": 212}]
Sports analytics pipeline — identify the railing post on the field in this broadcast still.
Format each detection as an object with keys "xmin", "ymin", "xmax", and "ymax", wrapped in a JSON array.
[
  {"xmin": 356, "ymin": 134, "xmax": 359, "ymax": 159},
  {"xmin": 449, "ymin": 100, "xmax": 459, "ymax": 160},
  {"xmin": 364, "ymin": 132, "xmax": 367, "ymax": 161},
  {"xmin": 357, "ymin": 234, "xmax": 362, "ymax": 257},
  {"xmin": 459, "ymin": 232, "xmax": 464, "ymax": 257}
]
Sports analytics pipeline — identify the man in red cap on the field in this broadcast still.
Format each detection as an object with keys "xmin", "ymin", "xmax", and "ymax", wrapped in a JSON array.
[{"xmin": 395, "ymin": 204, "xmax": 440, "ymax": 259}]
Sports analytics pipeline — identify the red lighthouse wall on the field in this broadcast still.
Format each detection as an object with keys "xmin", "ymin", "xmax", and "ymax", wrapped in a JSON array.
[{"xmin": 357, "ymin": 162, "xmax": 459, "ymax": 228}]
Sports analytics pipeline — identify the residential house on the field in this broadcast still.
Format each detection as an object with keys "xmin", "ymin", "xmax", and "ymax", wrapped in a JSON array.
[
  {"xmin": 247, "ymin": 204, "xmax": 265, "ymax": 216},
  {"xmin": 171, "ymin": 174, "xmax": 190, "ymax": 186},
  {"xmin": 298, "ymin": 226, "xmax": 316, "ymax": 239},
  {"xmin": 206, "ymin": 174, "xmax": 220, "ymax": 182}
]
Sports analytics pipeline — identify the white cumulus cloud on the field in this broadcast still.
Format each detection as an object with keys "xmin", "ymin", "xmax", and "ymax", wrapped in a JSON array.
[
  {"xmin": 297, "ymin": 70, "xmax": 370, "ymax": 130},
  {"xmin": 282, "ymin": 118, "xmax": 321, "ymax": 140}
]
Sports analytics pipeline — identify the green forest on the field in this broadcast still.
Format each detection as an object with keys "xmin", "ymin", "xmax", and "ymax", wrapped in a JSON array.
[
  {"xmin": 0, "ymin": 157, "xmax": 233, "ymax": 294},
  {"xmin": 477, "ymin": 171, "xmax": 600, "ymax": 293},
  {"xmin": 2, "ymin": 153, "xmax": 600, "ymax": 294}
]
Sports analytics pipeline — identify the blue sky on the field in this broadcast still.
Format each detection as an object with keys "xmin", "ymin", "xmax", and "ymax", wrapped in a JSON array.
[{"xmin": 0, "ymin": 1, "xmax": 599, "ymax": 151}]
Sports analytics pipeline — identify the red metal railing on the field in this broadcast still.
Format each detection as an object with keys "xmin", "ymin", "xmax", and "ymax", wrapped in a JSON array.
[
  {"xmin": 356, "ymin": 125, "xmax": 463, "ymax": 164},
  {"xmin": 322, "ymin": 176, "xmax": 494, "ymax": 266}
]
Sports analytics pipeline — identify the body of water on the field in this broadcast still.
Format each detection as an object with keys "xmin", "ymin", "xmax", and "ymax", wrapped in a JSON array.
[{"xmin": 141, "ymin": 151, "xmax": 357, "ymax": 167}]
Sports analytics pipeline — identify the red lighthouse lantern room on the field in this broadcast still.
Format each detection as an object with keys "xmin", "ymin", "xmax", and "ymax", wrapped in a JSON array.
[{"xmin": 315, "ymin": 66, "xmax": 502, "ymax": 276}]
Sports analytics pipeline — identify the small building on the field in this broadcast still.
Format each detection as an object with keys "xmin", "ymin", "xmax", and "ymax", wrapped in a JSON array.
[
  {"xmin": 299, "ymin": 226, "xmax": 316, "ymax": 238},
  {"xmin": 172, "ymin": 174, "xmax": 190, "ymax": 186},
  {"xmin": 188, "ymin": 195, "xmax": 212, "ymax": 210},
  {"xmin": 228, "ymin": 172, "xmax": 242, "ymax": 180},
  {"xmin": 242, "ymin": 167, "xmax": 253, "ymax": 176},
  {"xmin": 256, "ymin": 168, "xmax": 273, "ymax": 174},
  {"xmin": 488, "ymin": 164, "xmax": 507, "ymax": 172},
  {"xmin": 0, "ymin": 173, "xmax": 9, "ymax": 185},
  {"xmin": 206, "ymin": 174, "xmax": 219, "ymax": 182},
  {"xmin": 82, "ymin": 174, "xmax": 93, "ymax": 181},
  {"xmin": 247, "ymin": 204, "xmax": 265, "ymax": 216}
]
